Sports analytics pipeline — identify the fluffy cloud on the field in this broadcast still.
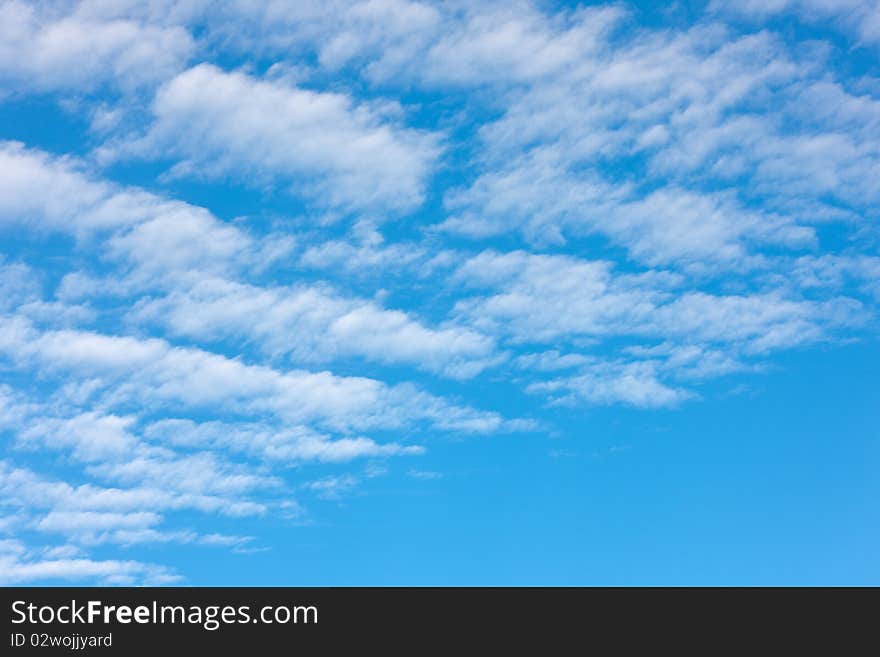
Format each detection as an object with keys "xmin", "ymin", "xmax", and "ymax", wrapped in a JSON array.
[
  {"xmin": 109, "ymin": 64, "xmax": 440, "ymax": 214},
  {"xmin": 454, "ymin": 252, "xmax": 862, "ymax": 351},
  {"xmin": 527, "ymin": 360, "xmax": 692, "ymax": 409},
  {"xmin": 0, "ymin": 0, "xmax": 193, "ymax": 94},
  {"xmin": 0, "ymin": 459, "xmax": 261, "ymax": 549},
  {"xmin": 0, "ymin": 141, "xmax": 264, "ymax": 279},
  {"xmin": 132, "ymin": 276, "xmax": 497, "ymax": 378},
  {"xmin": 453, "ymin": 250, "xmax": 864, "ymax": 405},
  {"xmin": 435, "ymin": 18, "xmax": 877, "ymax": 268},
  {"xmin": 0, "ymin": 543, "xmax": 180, "ymax": 584},
  {"xmin": 0, "ymin": 315, "xmax": 504, "ymax": 433},
  {"xmin": 0, "ymin": 144, "xmax": 494, "ymax": 379},
  {"xmin": 0, "ymin": 460, "xmax": 264, "ymax": 518}
]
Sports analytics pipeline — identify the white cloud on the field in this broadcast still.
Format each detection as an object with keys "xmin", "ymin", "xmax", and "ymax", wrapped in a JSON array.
[
  {"xmin": 454, "ymin": 250, "xmax": 862, "ymax": 351},
  {"xmin": 19, "ymin": 412, "xmax": 139, "ymax": 462},
  {"xmin": 303, "ymin": 474, "xmax": 358, "ymax": 500},
  {"xmin": 196, "ymin": 1, "xmax": 623, "ymax": 87},
  {"xmin": 0, "ymin": 461, "xmax": 266, "ymax": 521},
  {"xmin": 0, "ymin": 141, "xmax": 148, "ymax": 233},
  {"xmin": 0, "ymin": 456, "xmax": 266, "ymax": 549},
  {"xmin": 452, "ymin": 250, "xmax": 672, "ymax": 343},
  {"xmin": 0, "ymin": 551, "xmax": 180, "ymax": 585},
  {"xmin": 0, "ymin": 133, "xmax": 522, "ymax": 578},
  {"xmin": 0, "ymin": 141, "xmax": 266, "ymax": 280},
  {"xmin": 0, "ymin": 314, "xmax": 507, "ymax": 433},
  {"xmin": 712, "ymin": 0, "xmax": 880, "ymax": 47},
  {"xmin": 651, "ymin": 292, "xmax": 863, "ymax": 354},
  {"xmin": 443, "ymin": 150, "xmax": 814, "ymax": 265},
  {"xmin": 174, "ymin": 0, "xmax": 442, "ymax": 78},
  {"xmin": 514, "ymin": 351, "xmax": 592, "ymax": 372},
  {"xmin": 298, "ymin": 222, "xmax": 458, "ymax": 279},
  {"xmin": 395, "ymin": 3, "xmax": 625, "ymax": 87},
  {"xmin": 528, "ymin": 360, "xmax": 692, "ymax": 409},
  {"xmin": 0, "ymin": 261, "xmax": 41, "ymax": 310},
  {"xmin": 132, "ymin": 276, "xmax": 497, "ymax": 378},
  {"xmin": 624, "ymin": 343, "xmax": 751, "ymax": 381},
  {"xmin": 144, "ymin": 418, "xmax": 423, "ymax": 463},
  {"xmin": 108, "ymin": 63, "xmax": 440, "ymax": 214},
  {"xmin": 453, "ymin": 249, "xmax": 864, "ymax": 406},
  {"xmin": 37, "ymin": 510, "xmax": 161, "ymax": 534},
  {"xmin": 0, "ymin": 0, "xmax": 193, "ymax": 94},
  {"xmin": 437, "ymin": 20, "xmax": 877, "ymax": 268},
  {"xmin": 0, "ymin": 143, "xmax": 492, "ymax": 379},
  {"xmin": 788, "ymin": 254, "xmax": 880, "ymax": 300},
  {"xmin": 407, "ymin": 469, "xmax": 443, "ymax": 479}
]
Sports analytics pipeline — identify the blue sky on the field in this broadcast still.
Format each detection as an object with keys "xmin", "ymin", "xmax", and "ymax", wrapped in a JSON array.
[{"xmin": 0, "ymin": 0, "xmax": 877, "ymax": 585}]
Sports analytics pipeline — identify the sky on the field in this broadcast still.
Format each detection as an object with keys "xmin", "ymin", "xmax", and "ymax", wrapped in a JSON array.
[{"xmin": 0, "ymin": 0, "xmax": 878, "ymax": 586}]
